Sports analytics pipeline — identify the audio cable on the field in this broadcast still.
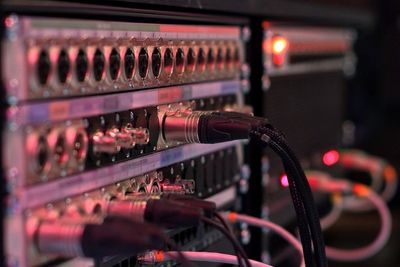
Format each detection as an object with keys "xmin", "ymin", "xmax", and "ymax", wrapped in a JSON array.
[
  {"xmin": 320, "ymin": 193, "xmax": 344, "ymax": 230},
  {"xmin": 104, "ymin": 197, "xmax": 203, "ymax": 228},
  {"xmin": 139, "ymin": 251, "xmax": 274, "ymax": 267},
  {"xmin": 222, "ymin": 212, "xmax": 305, "ymax": 267},
  {"xmin": 102, "ymin": 196, "xmax": 248, "ymax": 266},
  {"xmin": 156, "ymin": 195, "xmax": 247, "ymax": 267},
  {"xmin": 306, "ymin": 171, "xmax": 392, "ymax": 261},
  {"xmin": 32, "ymin": 215, "xmax": 193, "ymax": 266},
  {"xmin": 328, "ymin": 149, "xmax": 398, "ymax": 211},
  {"xmin": 33, "ymin": 216, "xmax": 162, "ymax": 257},
  {"xmin": 161, "ymin": 110, "xmax": 327, "ymax": 267},
  {"xmin": 252, "ymin": 126, "xmax": 325, "ymax": 267},
  {"xmin": 202, "ymin": 216, "xmax": 252, "ymax": 267}
]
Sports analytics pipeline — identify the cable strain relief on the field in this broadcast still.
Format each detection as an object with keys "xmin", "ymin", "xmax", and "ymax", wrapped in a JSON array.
[{"xmin": 198, "ymin": 112, "xmax": 251, "ymax": 143}]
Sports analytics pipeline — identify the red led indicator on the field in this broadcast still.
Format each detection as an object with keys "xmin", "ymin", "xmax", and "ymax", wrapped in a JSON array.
[
  {"xmin": 272, "ymin": 37, "xmax": 288, "ymax": 54},
  {"xmin": 280, "ymin": 174, "xmax": 289, "ymax": 188},
  {"xmin": 322, "ymin": 150, "xmax": 340, "ymax": 166},
  {"xmin": 4, "ymin": 17, "xmax": 15, "ymax": 28},
  {"xmin": 272, "ymin": 36, "xmax": 289, "ymax": 66}
]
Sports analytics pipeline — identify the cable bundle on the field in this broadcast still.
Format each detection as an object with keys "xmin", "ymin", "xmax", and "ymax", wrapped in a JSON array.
[
  {"xmin": 250, "ymin": 126, "xmax": 327, "ymax": 267},
  {"xmin": 161, "ymin": 110, "xmax": 329, "ymax": 267}
]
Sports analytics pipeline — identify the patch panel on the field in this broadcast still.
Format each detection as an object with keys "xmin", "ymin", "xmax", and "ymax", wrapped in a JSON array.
[
  {"xmin": 25, "ymin": 120, "xmax": 88, "ymax": 184},
  {"xmin": 20, "ymin": 94, "xmax": 238, "ymax": 185},
  {"xmin": 3, "ymin": 16, "xmax": 245, "ymax": 101},
  {"xmin": 24, "ymin": 148, "xmax": 240, "ymax": 266},
  {"xmin": 2, "ymin": 13, "xmax": 248, "ymax": 267}
]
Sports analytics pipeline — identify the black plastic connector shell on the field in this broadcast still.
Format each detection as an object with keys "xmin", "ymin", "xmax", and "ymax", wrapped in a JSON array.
[
  {"xmin": 198, "ymin": 112, "xmax": 269, "ymax": 143},
  {"xmin": 81, "ymin": 216, "xmax": 164, "ymax": 257},
  {"xmin": 162, "ymin": 194, "xmax": 217, "ymax": 218},
  {"xmin": 144, "ymin": 199, "xmax": 203, "ymax": 228}
]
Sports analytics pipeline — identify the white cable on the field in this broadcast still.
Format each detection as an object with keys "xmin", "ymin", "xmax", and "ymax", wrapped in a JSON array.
[
  {"xmin": 344, "ymin": 168, "xmax": 397, "ymax": 211},
  {"xmin": 222, "ymin": 212, "xmax": 305, "ymax": 267},
  {"xmin": 306, "ymin": 171, "xmax": 392, "ymax": 261},
  {"xmin": 325, "ymin": 189, "xmax": 392, "ymax": 261},
  {"xmin": 320, "ymin": 194, "xmax": 343, "ymax": 230},
  {"xmin": 379, "ymin": 165, "xmax": 398, "ymax": 203},
  {"xmin": 151, "ymin": 251, "xmax": 274, "ymax": 267},
  {"xmin": 338, "ymin": 150, "xmax": 398, "ymax": 212},
  {"xmin": 339, "ymin": 150, "xmax": 382, "ymax": 192}
]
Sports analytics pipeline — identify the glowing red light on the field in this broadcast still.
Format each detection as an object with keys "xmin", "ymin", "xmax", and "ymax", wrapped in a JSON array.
[
  {"xmin": 280, "ymin": 174, "xmax": 289, "ymax": 188},
  {"xmin": 4, "ymin": 17, "xmax": 15, "ymax": 28},
  {"xmin": 271, "ymin": 36, "xmax": 288, "ymax": 66},
  {"xmin": 272, "ymin": 37, "xmax": 288, "ymax": 54},
  {"xmin": 322, "ymin": 150, "xmax": 340, "ymax": 166}
]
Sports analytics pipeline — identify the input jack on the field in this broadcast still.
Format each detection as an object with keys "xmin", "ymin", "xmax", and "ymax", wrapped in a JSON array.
[
  {"xmin": 163, "ymin": 47, "xmax": 174, "ymax": 76},
  {"xmin": 26, "ymin": 130, "xmax": 51, "ymax": 180},
  {"xmin": 225, "ymin": 47, "xmax": 233, "ymax": 69},
  {"xmin": 216, "ymin": 47, "xmax": 224, "ymax": 70},
  {"xmin": 138, "ymin": 47, "xmax": 149, "ymax": 79},
  {"xmin": 57, "ymin": 49, "xmax": 71, "ymax": 84},
  {"xmin": 175, "ymin": 47, "xmax": 185, "ymax": 74},
  {"xmin": 150, "ymin": 182, "xmax": 161, "ymax": 194},
  {"xmin": 37, "ymin": 49, "xmax": 51, "ymax": 85},
  {"xmin": 151, "ymin": 47, "xmax": 162, "ymax": 78},
  {"xmin": 233, "ymin": 46, "xmax": 241, "ymax": 68},
  {"xmin": 75, "ymin": 48, "xmax": 89, "ymax": 82},
  {"xmin": 138, "ymin": 184, "xmax": 148, "ymax": 193},
  {"xmin": 186, "ymin": 47, "xmax": 196, "ymax": 73},
  {"xmin": 92, "ymin": 131, "xmax": 121, "ymax": 154},
  {"xmin": 47, "ymin": 127, "xmax": 69, "ymax": 169},
  {"xmin": 197, "ymin": 47, "xmax": 206, "ymax": 73},
  {"xmin": 109, "ymin": 48, "xmax": 121, "ymax": 81},
  {"xmin": 123, "ymin": 124, "xmax": 150, "ymax": 145},
  {"xmin": 207, "ymin": 47, "xmax": 216, "ymax": 71},
  {"xmin": 92, "ymin": 48, "xmax": 105, "ymax": 82},
  {"xmin": 106, "ymin": 127, "xmax": 134, "ymax": 149},
  {"xmin": 123, "ymin": 48, "xmax": 136, "ymax": 80},
  {"xmin": 65, "ymin": 125, "xmax": 89, "ymax": 166}
]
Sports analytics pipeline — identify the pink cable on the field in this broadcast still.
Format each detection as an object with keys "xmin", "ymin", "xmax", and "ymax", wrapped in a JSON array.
[
  {"xmin": 326, "ymin": 189, "xmax": 392, "ymax": 261},
  {"xmin": 163, "ymin": 251, "xmax": 273, "ymax": 267}
]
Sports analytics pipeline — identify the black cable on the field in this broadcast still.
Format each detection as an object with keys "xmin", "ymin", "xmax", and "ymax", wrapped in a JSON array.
[
  {"xmin": 260, "ymin": 133, "xmax": 322, "ymax": 266},
  {"xmin": 201, "ymin": 216, "xmax": 252, "ymax": 267},
  {"xmin": 214, "ymin": 212, "xmax": 233, "ymax": 232},
  {"xmin": 255, "ymin": 127, "xmax": 316, "ymax": 267},
  {"xmin": 213, "ymin": 212, "xmax": 245, "ymax": 267},
  {"xmin": 164, "ymin": 237, "xmax": 194, "ymax": 267},
  {"xmin": 252, "ymin": 127, "xmax": 327, "ymax": 267},
  {"xmin": 282, "ymin": 157, "xmax": 315, "ymax": 267},
  {"xmin": 260, "ymin": 127, "xmax": 326, "ymax": 267},
  {"xmin": 161, "ymin": 110, "xmax": 327, "ymax": 266}
]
